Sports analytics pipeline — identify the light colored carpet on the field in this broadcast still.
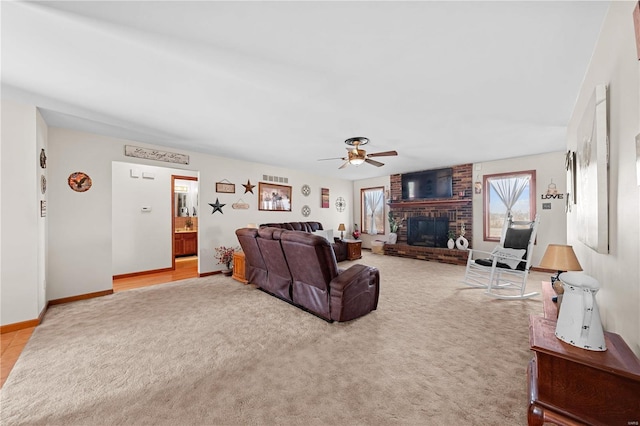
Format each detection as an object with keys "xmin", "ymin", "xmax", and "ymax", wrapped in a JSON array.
[{"xmin": 1, "ymin": 252, "xmax": 548, "ymax": 425}]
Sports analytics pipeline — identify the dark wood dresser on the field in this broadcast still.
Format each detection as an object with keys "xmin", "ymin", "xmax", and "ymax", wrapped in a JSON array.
[{"xmin": 527, "ymin": 283, "xmax": 640, "ymax": 425}]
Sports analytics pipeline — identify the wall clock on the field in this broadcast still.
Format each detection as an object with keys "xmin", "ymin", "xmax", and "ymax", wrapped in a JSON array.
[
  {"xmin": 41, "ymin": 175, "xmax": 47, "ymax": 194},
  {"xmin": 301, "ymin": 184, "xmax": 311, "ymax": 196},
  {"xmin": 301, "ymin": 205, "xmax": 311, "ymax": 217},
  {"xmin": 68, "ymin": 172, "xmax": 92, "ymax": 192},
  {"xmin": 335, "ymin": 197, "xmax": 346, "ymax": 212}
]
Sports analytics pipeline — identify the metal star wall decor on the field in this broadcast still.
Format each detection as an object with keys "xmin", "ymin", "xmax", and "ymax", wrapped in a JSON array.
[
  {"xmin": 209, "ymin": 198, "xmax": 226, "ymax": 214},
  {"xmin": 243, "ymin": 179, "xmax": 255, "ymax": 194}
]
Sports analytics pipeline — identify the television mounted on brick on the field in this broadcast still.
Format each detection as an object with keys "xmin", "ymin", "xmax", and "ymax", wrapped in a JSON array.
[{"xmin": 401, "ymin": 168, "xmax": 453, "ymax": 200}]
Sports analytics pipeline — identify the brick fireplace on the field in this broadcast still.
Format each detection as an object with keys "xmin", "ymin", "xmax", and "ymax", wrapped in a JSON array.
[{"xmin": 384, "ymin": 163, "xmax": 473, "ymax": 265}]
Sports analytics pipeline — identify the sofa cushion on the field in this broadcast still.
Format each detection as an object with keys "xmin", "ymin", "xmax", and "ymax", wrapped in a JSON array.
[{"xmin": 256, "ymin": 227, "xmax": 292, "ymax": 301}]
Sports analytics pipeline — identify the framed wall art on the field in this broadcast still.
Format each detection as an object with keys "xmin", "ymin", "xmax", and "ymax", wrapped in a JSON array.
[
  {"xmin": 321, "ymin": 188, "xmax": 329, "ymax": 208},
  {"xmin": 259, "ymin": 182, "xmax": 292, "ymax": 211},
  {"xmin": 576, "ymin": 84, "xmax": 608, "ymax": 253}
]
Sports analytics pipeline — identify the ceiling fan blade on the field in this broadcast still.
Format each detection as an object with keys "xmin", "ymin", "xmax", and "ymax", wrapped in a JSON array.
[
  {"xmin": 365, "ymin": 158, "xmax": 385, "ymax": 167},
  {"xmin": 367, "ymin": 150, "xmax": 398, "ymax": 158},
  {"xmin": 338, "ymin": 160, "xmax": 350, "ymax": 169},
  {"xmin": 318, "ymin": 156, "xmax": 346, "ymax": 161}
]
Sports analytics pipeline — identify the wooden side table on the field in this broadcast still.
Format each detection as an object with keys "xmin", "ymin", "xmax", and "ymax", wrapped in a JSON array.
[
  {"xmin": 527, "ymin": 283, "xmax": 640, "ymax": 425},
  {"xmin": 232, "ymin": 251, "xmax": 248, "ymax": 284},
  {"xmin": 343, "ymin": 239, "xmax": 362, "ymax": 260}
]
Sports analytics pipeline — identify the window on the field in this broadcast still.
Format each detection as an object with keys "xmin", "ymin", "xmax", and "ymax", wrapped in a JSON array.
[
  {"xmin": 484, "ymin": 170, "xmax": 536, "ymax": 241},
  {"xmin": 361, "ymin": 186, "xmax": 385, "ymax": 235}
]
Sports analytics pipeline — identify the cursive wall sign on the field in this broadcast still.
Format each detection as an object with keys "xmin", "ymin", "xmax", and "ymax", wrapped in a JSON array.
[{"xmin": 124, "ymin": 145, "xmax": 189, "ymax": 165}]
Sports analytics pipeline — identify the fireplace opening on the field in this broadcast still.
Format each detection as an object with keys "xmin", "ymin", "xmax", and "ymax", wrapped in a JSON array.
[{"xmin": 407, "ymin": 216, "xmax": 449, "ymax": 248}]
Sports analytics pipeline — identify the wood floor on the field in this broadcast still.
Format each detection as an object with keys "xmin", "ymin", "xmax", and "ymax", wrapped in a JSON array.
[{"xmin": 0, "ymin": 257, "xmax": 198, "ymax": 388}]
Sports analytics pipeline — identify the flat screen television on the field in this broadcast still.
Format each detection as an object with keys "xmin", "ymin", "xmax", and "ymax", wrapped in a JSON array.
[{"xmin": 401, "ymin": 168, "xmax": 453, "ymax": 200}]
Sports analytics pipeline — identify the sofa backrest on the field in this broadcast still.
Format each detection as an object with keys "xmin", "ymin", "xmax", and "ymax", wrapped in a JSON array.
[
  {"xmin": 235, "ymin": 228, "xmax": 267, "ymax": 287},
  {"xmin": 280, "ymin": 230, "xmax": 339, "ymax": 318},
  {"xmin": 256, "ymin": 227, "xmax": 293, "ymax": 301},
  {"xmin": 259, "ymin": 222, "xmax": 324, "ymax": 233}
]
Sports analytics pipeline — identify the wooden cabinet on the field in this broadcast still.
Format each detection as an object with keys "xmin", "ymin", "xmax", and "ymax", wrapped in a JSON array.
[
  {"xmin": 232, "ymin": 251, "xmax": 247, "ymax": 284},
  {"xmin": 527, "ymin": 284, "xmax": 640, "ymax": 425},
  {"xmin": 174, "ymin": 231, "xmax": 197, "ymax": 257},
  {"xmin": 344, "ymin": 240, "xmax": 362, "ymax": 261}
]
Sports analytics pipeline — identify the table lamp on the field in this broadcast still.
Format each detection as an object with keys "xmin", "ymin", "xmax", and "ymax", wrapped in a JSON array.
[
  {"xmin": 538, "ymin": 244, "xmax": 582, "ymax": 308},
  {"xmin": 337, "ymin": 223, "xmax": 346, "ymax": 240}
]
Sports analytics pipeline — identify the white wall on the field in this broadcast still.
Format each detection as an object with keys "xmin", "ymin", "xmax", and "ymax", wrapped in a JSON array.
[
  {"xmin": 471, "ymin": 151, "xmax": 568, "ymax": 266},
  {"xmin": 566, "ymin": 1, "xmax": 640, "ymax": 355},
  {"xmin": 112, "ymin": 162, "xmax": 197, "ymax": 276},
  {"xmin": 36, "ymin": 109, "xmax": 48, "ymax": 314},
  {"xmin": 0, "ymin": 100, "xmax": 41, "ymax": 324},
  {"xmin": 46, "ymin": 127, "xmax": 353, "ymax": 302},
  {"xmin": 352, "ymin": 176, "xmax": 391, "ymax": 249}
]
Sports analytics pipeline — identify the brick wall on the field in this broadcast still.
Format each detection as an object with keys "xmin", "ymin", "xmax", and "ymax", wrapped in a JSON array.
[{"xmin": 385, "ymin": 163, "xmax": 473, "ymax": 265}]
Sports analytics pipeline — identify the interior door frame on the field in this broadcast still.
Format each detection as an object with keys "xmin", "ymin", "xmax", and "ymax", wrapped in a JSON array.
[{"xmin": 171, "ymin": 175, "xmax": 198, "ymax": 270}]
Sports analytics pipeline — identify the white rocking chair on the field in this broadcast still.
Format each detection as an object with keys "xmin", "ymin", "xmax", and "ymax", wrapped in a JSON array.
[{"xmin": 463, "ymin": 213, "xmax": 540, "ymax": 299}]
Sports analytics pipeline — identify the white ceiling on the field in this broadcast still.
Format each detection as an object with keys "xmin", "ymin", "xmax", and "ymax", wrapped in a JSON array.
[{"xmin": 2, "ymin": 1, "xmax": 609, "ymax": 180}]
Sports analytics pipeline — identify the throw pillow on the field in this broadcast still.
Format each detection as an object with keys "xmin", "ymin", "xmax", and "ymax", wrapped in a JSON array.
[{"xmin": 492, "ymin": 246, "xmax": 526, "ymax": 269}]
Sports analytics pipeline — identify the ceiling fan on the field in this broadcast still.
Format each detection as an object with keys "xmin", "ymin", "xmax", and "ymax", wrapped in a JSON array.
[{"xmin": 318, "ymin": 137, "xmax": 398, "ymax": 169}]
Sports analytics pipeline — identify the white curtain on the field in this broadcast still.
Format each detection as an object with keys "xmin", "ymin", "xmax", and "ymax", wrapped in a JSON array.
[
  {"xmin": 490, "ymin": 176, "xmax": 529, "ymax": 214},
  {"xmin": 364, "ymin": 190, "xmax": 384, "ymax": 234}
]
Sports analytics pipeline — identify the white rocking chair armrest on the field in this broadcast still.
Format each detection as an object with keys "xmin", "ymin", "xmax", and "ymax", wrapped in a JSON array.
[
  {"xmin": 467, "ymin": 249, "xmax": 495, "ymax": 259},
  {"xmin": 491, "ymin": 250, "xmax": 525, "ymax": 261}
]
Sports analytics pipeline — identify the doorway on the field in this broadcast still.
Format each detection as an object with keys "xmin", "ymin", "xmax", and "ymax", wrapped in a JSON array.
[{"xmin": 172, "ymin": 175, "xmax": 199, "ymax": 270}]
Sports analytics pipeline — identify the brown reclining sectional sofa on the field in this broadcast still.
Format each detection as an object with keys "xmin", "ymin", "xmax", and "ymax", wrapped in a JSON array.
[{"xmin": 235, "ymin": 226, "xmax": 380, "ymax": 322}]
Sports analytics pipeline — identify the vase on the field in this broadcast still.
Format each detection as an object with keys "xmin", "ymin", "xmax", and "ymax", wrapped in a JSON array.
[
  {"xmin": 447, "ymin": 238, "xmax": 455, "ymax": 249},
  {"xmin": 455, "ymin": 236, "xmax": 469, "ymax": 250},
  {"xmin": 388, "ymin": 232, "xmax": 398, "ymax": 244},
  {"xmin": 223, "ymin": 268, "xmax": 233, "ymax": 277}
]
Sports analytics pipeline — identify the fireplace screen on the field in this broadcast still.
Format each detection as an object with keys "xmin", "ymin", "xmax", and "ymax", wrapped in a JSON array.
[{"xmin": 407, "ymin": 216, "xmax": 449, "ymax": 248}]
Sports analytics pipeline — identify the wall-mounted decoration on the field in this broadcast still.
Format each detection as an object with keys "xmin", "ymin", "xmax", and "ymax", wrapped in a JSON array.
[
  {"xmin": 232, "ymin": 199, "xmax": 250, "ymax": 209},
  {"xmin": 565, "ymin": 150, "xmax": 576, "ymax": 211},
  {"xmin": 576, "ymin": 84, "xmax": 608, "ymax": 253},
  {"xmin": 124, "ymin": 145, "xmax": 189, "ymax": 164},
  {"xmin": 301, "ymin": 184, "xmax": 311, "ymax": 196},
  {"xmin": 636, "ymin": 133, "xmax": 640, "ymax": 186},
  {"xmin": 633, "ymin": 1, "xmax": 640, "ymax": 60},
  {"xmin": 301, "ymin": 205, "xmax": 311, "ymax": 217},
  {"xmin": 243, "ymin": 180, "xmax": 255, "ymax": 194},
  {"xmin": 41, "ymin": 175, "xmax": 47, "ymax": 194},
  {"xmin": 68, "ymin": 172, "xmax": 92, "ymax": 192},
  {"xmin": 209, "ymin": 198, "xmax": 226, "ymax": 214},
  {"xmin": 474, "ymin": 179, "xmax": 482, "ymax": 194},
  {"xmin": 216, "ymin": 179, "xmax": 235, "ymax": 193},
  {"xmin": 40, "ymin": 148, "xmax": 47, "ymax": 168},
  {"xmin": 321, "ymin": 188, "xmax": 329, "ymax": 208},
  {"xmin": 335, "ymin": 196, "xmax": 346, "ymax": 212},
  {"xmin": 40, "ymin": 200, "xmax": 46, "ymax": 217},
  {"xmin": 259, "ymin": 182, "xmax": 292, "ymax": 211},
  {"xmin": 540, "ymin": 179, "xmax": 563, "ymax": 201}
]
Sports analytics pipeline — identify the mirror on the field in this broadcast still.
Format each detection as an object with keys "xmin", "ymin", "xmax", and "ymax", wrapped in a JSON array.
[{"xmin": 174, "ymin": 179, "xmax": 198, "ymax": 217}]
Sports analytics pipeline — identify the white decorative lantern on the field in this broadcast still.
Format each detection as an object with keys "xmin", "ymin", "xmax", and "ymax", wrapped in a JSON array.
[{"xmin": 555, "ymin": 272, "xmax": 606, "ymax": 351}]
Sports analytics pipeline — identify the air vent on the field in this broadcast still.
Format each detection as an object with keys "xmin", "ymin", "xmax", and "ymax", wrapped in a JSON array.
[{"xmin": 262, "ymin": 175, "xmax": 288, "ymax": 184}]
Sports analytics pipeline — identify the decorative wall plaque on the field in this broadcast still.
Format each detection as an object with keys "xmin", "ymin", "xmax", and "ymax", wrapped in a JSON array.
[
  {"xmin": 216, "ymin": 179, "xmax": 235, "ymax": 193},
  {"xmin": 124, "ymin": 145, "xmax": 189, "ymax": 165}
]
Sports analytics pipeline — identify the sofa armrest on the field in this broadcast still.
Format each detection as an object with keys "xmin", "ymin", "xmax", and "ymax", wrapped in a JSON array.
[{"xmin": 329, "ymin": 264, "xmax": 380, "ymax": 322}]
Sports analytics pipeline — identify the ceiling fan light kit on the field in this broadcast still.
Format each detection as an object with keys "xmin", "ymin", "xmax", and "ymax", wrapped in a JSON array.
[{"xmin": 318, "ymin": 137, "xmax": 398, "ymax": 169}]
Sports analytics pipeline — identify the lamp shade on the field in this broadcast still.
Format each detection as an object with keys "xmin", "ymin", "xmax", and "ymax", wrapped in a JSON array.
[
  {"xmin": 337, "ymin": 223, "xmax": 346, "ymax": 231},
  {"xmin": 539, "ymin": 244, "xmax": 582, "ymax": 272}
]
